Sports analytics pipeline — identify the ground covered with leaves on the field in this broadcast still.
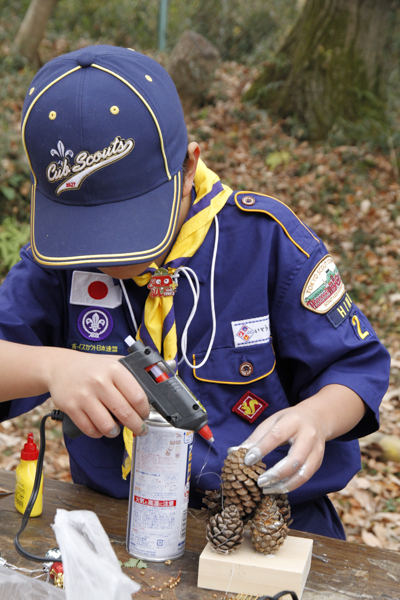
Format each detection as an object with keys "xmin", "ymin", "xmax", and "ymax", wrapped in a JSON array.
[{"xmin": 0, "ymin": 55, "xmax": 399, "ymax": 551}]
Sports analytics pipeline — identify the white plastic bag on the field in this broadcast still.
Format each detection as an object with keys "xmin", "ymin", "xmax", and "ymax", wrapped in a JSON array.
[
  {"xmin": 52, "ymin": 509, "xmax": 140, "ymax": 600},
  {"xmin": 0, "ymin": 565, "xmax": 65, "ymax": 600}
]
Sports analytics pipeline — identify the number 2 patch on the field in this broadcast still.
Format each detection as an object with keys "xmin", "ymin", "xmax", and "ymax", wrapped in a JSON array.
[{"xmin": 351, "ymin": 313, "xmax": 370, "ymax": 340}]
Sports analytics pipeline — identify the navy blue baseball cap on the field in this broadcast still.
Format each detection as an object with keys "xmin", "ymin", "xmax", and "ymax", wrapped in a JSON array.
[{"xmin": 21, "ymin": 45, "xmax": 188, "ymax": 268}]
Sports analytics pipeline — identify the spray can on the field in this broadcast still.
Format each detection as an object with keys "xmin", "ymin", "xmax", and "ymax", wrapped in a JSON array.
[
  {"xmin": 126, "ymin": 410, "xmax": 193, "ymax": 561},
  {"xmin": 15, "ymin": 433, "xmax": 43, "ymax": 517}
]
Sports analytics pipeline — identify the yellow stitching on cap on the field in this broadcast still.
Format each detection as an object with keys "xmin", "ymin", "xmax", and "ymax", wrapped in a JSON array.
[
  {"xmin": 22, "ymin": 66, "xmax": 82, "ymax": 187},
  {"xmin": 25, "ymin": 63, "xmax": 178, "ymax": 267},
  {"xmin": 110, "ymin": 106, "xmax": 119, "ymax": 114},
  {"xmin": 145, "ymin": 75, "xmax": 153, "ymax": 82},
  {"xmin": 29, "ymin": 87, "xmax": 35, "ymax": 95},
  {"xmin": 31, "ymin": 173, "xmax": 180, "ymax": 263},
  {"xmin": 92, "ymin": 64, "xmax": 171, "ymax": 180},
  {"xmin": 30, "ymin": 172, "xmax": 181, "ymax": 266},
  {"xmin": 49, "ymin": 111, "xmax": 57, "ymax": 120}
]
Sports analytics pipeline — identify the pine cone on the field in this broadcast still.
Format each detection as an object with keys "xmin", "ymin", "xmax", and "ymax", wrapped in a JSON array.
[
  {"xmin": 202, "ymin": 489, "xmax": 223, "ymax": 515},
  {"xmin": 250, "ymin": 494, "xmax": 289, "ymax": 554},
  {"xmin": 206, "ymin": 504, "xmax": 244, "ymax": 554},
  {"xmin": 221, "ymin": 448, "xmax": 266, "ymax": 518},
  {"xmin": 275, "ymin": 493, "xmax": 293, "ymax": 526}
]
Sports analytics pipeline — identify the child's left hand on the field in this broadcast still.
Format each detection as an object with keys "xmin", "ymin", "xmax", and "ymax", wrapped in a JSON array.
[{"xmin": 228, "ymin": 384, "xmax": 366, "ymax": 494}]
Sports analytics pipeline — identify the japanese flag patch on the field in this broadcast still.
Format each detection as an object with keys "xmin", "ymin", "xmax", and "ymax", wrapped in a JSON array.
[
  {"xmin": 301, "ymin": 255, "xmax": 345, "ymax": 314},
  {"xmin": 70, "ymin": 271, "xmax": 122, "ymax": 308}
]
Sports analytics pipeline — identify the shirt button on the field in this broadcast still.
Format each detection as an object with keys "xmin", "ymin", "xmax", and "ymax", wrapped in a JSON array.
[
  {"xmin": 239, "ymin": 362, "xmax": 253, "ymax": 376},
  {"xmin": 241, "ymin": 195, "xmax": 255, "ymax": 206}
]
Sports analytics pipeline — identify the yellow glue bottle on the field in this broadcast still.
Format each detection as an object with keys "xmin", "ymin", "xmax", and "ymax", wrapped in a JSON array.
[{"xmin": 15, "ymin": 433, "xmax": 43, "ymax": 517}]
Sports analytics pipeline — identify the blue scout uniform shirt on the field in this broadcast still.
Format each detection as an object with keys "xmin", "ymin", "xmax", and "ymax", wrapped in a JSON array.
[{"xmin": 0, "ymin": 190, "xmax": 390, "ymax": 539}]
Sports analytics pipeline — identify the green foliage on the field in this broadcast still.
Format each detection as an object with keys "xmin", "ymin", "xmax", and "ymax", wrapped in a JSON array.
[
  {"xmin": 0, "ymin": 1, "xmax": 34, "ymax": 225},
  {"xmin": 283, "ymin": 114, "xmax": 310, "ymax": 141},
  {"xmin": 242, "ymin": 55, "xmax": 290, "ymax": 104},
  {"xmin": 265, "ymin": 150, "xmax": 291, "ymax": 170},
  {"xmin": 119, "ymin": 557, "xmax": 148, "ymax": 568},
  {"xmin": 0, "ymin": 216, "xmax": 30, "ymax": 275},
  {"xmin": 46, "ymin": 0, "xmax": 289, "ymax": 60},
  {"xmin": 185, "ymin": 0, "xmax": 277, "ymax": 60},
  {"xmin": 50, "ymin": 0, "xmax": 159, "ymax": 49},
  {"xmin": 383, "ymin": 498, "xmax": 400, "ymax": 513}
]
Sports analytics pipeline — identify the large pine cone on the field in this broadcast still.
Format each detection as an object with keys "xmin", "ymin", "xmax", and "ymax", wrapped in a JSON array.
[
  {"xmin": 206, "ymin": 504, "xmax": 244, "ymax": 554},
  {"xmin": 250, "ymin": 494, "xmax": 289, "ymax": 554},
  {"xmin": 221, "ymin": 448, "xmax": 266, "ymax": 518}
]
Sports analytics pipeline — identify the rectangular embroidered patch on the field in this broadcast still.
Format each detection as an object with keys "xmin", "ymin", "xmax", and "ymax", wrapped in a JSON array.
[
  {"xmin": 231, "ymin": 315, "xmax": 270, "ymax": 347},
  {"xmin": 70, "ymin": 271, "xmax": 122, "ymax": 308},
  {"xmin": 326, "ymin": 293, "xmax": 353, "ymax": 328}
]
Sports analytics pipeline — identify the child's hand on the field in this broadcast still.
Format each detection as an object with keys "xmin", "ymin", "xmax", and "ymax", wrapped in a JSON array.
[
  {"xmin": 228, "ymin": 384, "xmax": 366, "ymax": 494},
  {"xmin": 46, "ymin": 349, "xmax": 150, "ymax": 439},
  {"xmin": 229, "ymin": 404, "xmax": 325, "ymax": 494}
]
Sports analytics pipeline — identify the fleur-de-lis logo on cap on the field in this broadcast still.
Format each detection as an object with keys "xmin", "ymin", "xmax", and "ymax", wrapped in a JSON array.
[{"xmin": 50, "ymin": 140, "xmax": 74, "ymax": 165}]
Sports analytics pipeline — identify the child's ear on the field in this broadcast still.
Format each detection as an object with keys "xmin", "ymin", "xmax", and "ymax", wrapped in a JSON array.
[{"xmin": 182, "ymin": 142, "xmax": 200, "ymax": 197}]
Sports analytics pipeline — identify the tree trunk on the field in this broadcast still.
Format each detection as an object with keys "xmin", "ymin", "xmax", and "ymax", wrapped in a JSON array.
[
  {"xmin": 13, "ymin": 0, "xmax": 58, "ymax": 68},
  {"xmin": 244, "ymin": 0, "xmax": 395, "ymax": 140},
  {"xmin": 167, "ymin": 31, "xmax": 220, "ymax": 115}
]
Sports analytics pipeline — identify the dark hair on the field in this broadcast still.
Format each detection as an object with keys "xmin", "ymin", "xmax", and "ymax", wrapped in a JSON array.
[{"xmin": 182, "ymin": 150, "xmax": 189, "ymax": 181}]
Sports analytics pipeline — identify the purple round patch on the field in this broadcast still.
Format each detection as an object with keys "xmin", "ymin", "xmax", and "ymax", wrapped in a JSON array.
[{"xmin": 78, "ymin": 307, "xmax": 113, "ymax": 341}]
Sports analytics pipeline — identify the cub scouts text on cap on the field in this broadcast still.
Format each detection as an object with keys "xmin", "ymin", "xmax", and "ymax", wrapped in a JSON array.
[
  {"xmin": 47, "ymin": 136, "xmax": 134, "ymax": 195},
  {"xmin": 21, "ymin": 45, "xmax": 188, "ymax": 269}
]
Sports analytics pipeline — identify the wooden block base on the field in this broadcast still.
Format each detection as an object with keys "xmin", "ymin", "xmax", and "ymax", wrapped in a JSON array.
[{"xmin": 198, "ymin": 532, "xmax": 313, "ymax": 599}]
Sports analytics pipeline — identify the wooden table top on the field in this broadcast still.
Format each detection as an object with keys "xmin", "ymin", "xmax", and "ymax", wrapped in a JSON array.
[{"xmin": 0, "ymin": 469, "xmax": 399, "ymax": 599}]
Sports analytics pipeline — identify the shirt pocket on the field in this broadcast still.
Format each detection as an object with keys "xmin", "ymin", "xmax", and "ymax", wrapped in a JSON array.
[
  {"xmin": 192, "ymin": 339, "xmax": 276, "ymax": 385},
  {"xmin": 189, "ymin": 340, "xmax": 289, "ymax": 438}
]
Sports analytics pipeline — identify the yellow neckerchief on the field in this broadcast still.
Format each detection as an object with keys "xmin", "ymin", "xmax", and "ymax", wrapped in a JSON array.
[{"xmin": 121, "ymin": 159, "xmax": 232, "ymax": 479}]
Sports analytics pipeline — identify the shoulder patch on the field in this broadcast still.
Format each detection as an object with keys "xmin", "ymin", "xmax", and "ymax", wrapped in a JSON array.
[
  {"xmin": 301, "ymin": 255, "xmax": 345, "ymax": 314},
  {"xmin": 234, "ymin": 191, "xmax": 319, "ymax": 258},
  {"xmin": 326, "ymin": 293, "xmax": 353, "ymax": 327}
]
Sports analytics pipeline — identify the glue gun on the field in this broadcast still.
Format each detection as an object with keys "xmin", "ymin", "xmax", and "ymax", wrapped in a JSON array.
[{"xmin": 62, "ymin": 338, "xmax": 214, "ymax": 443}]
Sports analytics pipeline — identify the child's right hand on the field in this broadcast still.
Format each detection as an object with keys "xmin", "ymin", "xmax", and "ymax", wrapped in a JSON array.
[
  {"xmin": 0, "ymin": 340, "xmax": 150, "ymax": 439},
  {"xmin": 46, "ymin": 349, "xmax": 150, "ymax": 439}
]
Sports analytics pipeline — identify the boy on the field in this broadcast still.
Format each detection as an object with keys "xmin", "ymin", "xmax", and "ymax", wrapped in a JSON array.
[{"xmin": 0, "ymin": 45, "xmax": 390, "ymax": 539}]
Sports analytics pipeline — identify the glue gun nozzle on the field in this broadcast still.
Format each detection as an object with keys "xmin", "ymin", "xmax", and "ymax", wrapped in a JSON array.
[{"xmin": 198, "ymin": 424, "xmax": 214, "ymax": 443}]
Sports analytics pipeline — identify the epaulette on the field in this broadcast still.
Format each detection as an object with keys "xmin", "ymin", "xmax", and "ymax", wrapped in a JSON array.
[{"xmin": 232, "ymin": 191, "xmax": 320, "ymax": 259}]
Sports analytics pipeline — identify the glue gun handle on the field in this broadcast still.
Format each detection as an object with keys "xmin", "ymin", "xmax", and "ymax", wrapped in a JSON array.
[{"xmin": 62, "ymin": 413, "xmax": 83, "ymax": 439}]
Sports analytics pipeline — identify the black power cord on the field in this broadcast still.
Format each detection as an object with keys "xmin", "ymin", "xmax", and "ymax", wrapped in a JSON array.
[
  {"xmin": 259, "ymin": 593, "xmax": 299, "ymax": 600},
  {"xmin": 13, "ymin": 410, "xmax": 65, "ymax": 562},
  {"xmin": 12, "ymin": 412, "xmax": 300, "ymax": 600}
]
